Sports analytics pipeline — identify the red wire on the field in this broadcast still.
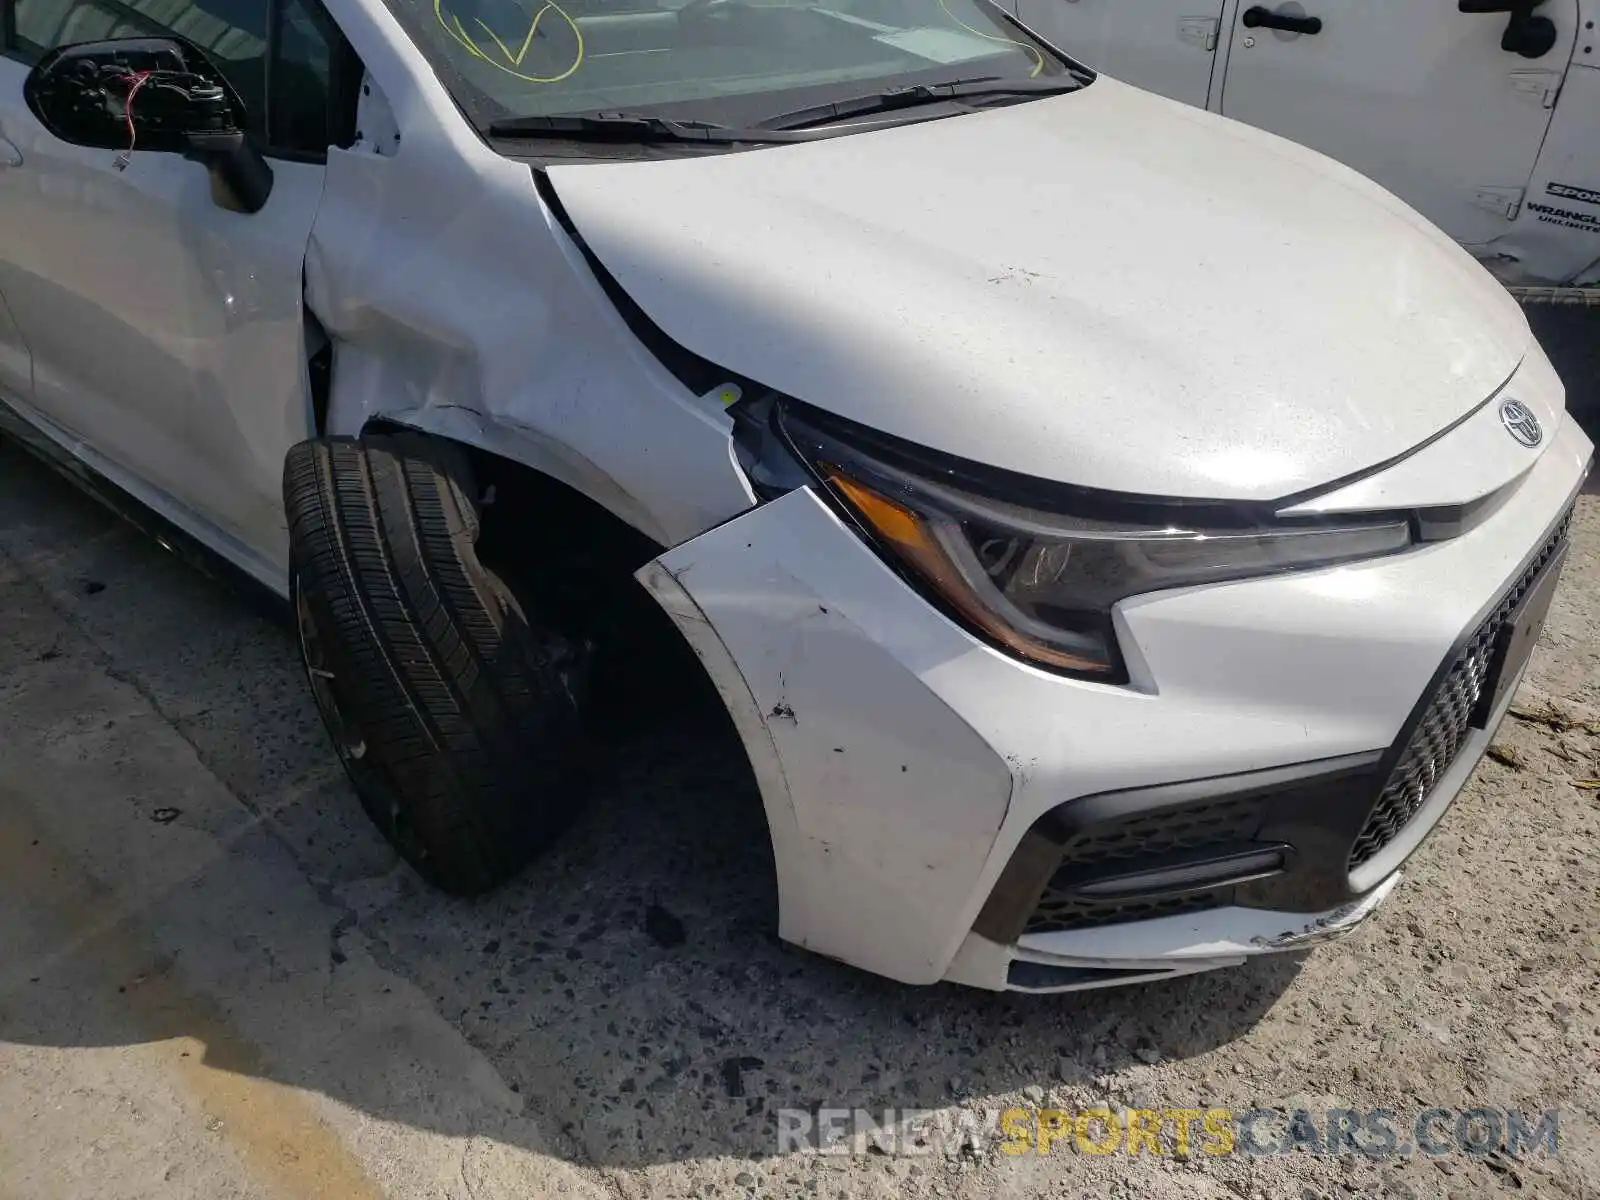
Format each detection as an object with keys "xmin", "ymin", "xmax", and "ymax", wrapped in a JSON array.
[{"xmin": 121, "ymin": 71, "xmax": 153, "ymax": 155}]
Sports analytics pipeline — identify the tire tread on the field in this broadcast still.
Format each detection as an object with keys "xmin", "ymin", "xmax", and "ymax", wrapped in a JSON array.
[{"xmin": 284, "ymin": 434, "xmax": 585, "ymax": 894}]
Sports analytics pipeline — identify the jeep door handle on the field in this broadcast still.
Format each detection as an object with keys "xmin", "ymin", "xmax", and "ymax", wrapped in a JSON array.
[
  {"xmin": 1457, "ymin": 0, "xmax": 1543, "ymax": 12},
  {"xmin": 1242, "ymin": 6, "xmax": 1324, "ymax": 34},
  {"xmin": 1457, "ymin": 0, "xmax": 1558, "ymax": 58},
  {"xmin": 0, "ymin": 136, "xmax": 20, "ymax": 167}
]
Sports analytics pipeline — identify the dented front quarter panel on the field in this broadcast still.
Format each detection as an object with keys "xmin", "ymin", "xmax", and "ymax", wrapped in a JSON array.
[
  {"xmin": 640, "ymin": 489, "xmax": 1016, "ymax": 985},
  {"xmin": 300, "ymin": 0, "xmax": 1020, "ymax": 983},
  {"xmin": 305, "ymin": 0, "xmax": 755, "ymax": 548}
]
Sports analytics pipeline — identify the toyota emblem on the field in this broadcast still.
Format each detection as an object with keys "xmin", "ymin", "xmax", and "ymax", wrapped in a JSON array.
[{"xmin": 1499, "ymin": 399, "xmax": 1543, "ymax": 448}]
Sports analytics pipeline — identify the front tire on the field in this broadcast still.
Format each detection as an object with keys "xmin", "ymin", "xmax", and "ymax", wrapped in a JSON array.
[{"xmin": 284, "ymin": 433, "xmax": 589, "ymax": 894}]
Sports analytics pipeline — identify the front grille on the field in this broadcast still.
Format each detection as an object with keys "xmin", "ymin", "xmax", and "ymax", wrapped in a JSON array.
[
  {"xmin": 1023, "ymin": 796, "xmax": 1264, "ymax": 934},
  {"xmin": 1347, "ymin": 509, "xmax": 1574, "ymax": 873}
]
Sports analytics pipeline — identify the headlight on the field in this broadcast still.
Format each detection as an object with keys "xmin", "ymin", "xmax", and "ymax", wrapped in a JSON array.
[{"xmin": 753, "ymin": 401, "xmax": 1412, "ymax": 681}]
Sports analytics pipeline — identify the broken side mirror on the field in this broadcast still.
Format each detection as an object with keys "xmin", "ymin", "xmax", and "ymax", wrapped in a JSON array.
[{"xmin": 23, "ymin": 36, "xmax": 274, "ymax": 213}]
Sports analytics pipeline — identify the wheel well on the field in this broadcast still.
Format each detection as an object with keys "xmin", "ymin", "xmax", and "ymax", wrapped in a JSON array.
[
  {"xmin": 362, "ymin": 422, "xmax": 732, "ymax": 738},
  {"xmin": 354, "ymin": 423, "xmax": 776, "ymax": 925},
  {"xmin": 304, "ymin": 311, "xmax": 332, "ymax": 435},
  {"xmin": 468, "ymin": 436, "xmax": 665, "ymax": 612}
]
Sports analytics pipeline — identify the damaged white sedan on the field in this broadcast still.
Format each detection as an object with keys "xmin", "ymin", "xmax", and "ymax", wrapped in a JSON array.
[{"xmin": 0, "ymin": 0, "xmax": 1590, "ymax": 992}]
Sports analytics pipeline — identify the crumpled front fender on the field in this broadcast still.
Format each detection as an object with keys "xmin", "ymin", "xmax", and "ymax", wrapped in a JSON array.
[{"xmin": 637, "ymin": 487, "xmax": 1015, "ymax": 985}]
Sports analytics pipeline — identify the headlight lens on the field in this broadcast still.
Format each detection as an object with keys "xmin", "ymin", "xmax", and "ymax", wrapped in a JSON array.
[{"xmin": 769, "ymin": 403, "xmax": 1412, "ymax": 680}]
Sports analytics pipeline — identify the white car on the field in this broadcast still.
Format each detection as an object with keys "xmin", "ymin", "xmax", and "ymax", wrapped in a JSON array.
[
  {"xmin": 1007, "ymin": 0, "xmax": 1600, "ymax": 291},
  {"xmin": 0, "ymin": 0, "xmax": 1590, "ymax": 993}
]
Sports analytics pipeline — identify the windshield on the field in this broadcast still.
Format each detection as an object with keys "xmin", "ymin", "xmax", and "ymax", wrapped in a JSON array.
[{"xmin": 382, "ymin": 0, "xmax": 1079, "ymax": 130}]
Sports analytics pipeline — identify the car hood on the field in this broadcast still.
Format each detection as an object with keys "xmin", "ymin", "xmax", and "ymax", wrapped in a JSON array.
[{"xmin": 546, "ymin": 77, "xmax": 1533, "ymax": 501}]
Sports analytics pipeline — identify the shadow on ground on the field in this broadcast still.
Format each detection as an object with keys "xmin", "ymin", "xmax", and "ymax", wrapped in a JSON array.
[{"xmin": 0, "ymin": 444, "xmax": 1303, "ymax": 1175}]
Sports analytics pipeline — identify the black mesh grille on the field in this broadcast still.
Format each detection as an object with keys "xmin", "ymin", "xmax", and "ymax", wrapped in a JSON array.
[
  {"xmin": 1347, "ymin": 509, "xmax": 1574, "ymax": 873},
  {"xmin": 1055, "ymin": 795, "xmax": 1265, "ymax": 868},
  {"xmin": 1023, "ymin": 796, "xmax": 1265, "ymax": 934},
  {"xmin": 1026, "ymin": 889, "xmax": 1228, "ymax": 935}
]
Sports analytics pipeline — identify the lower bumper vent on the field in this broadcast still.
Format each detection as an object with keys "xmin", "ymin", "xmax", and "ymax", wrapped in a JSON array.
[
  {"xmin": 1021, "ymin": 795, "xmax": 1265, "ymax": 935},
  {"xmin": 1026, "ymin": 889, "xmax": 1227, "ymax": 935}
]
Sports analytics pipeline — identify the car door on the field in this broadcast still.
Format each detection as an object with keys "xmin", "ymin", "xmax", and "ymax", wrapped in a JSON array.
[
  {"xmin": 1219, "ymin": 0, "xmax": 1581, "ymax": 249},
  {"xmin": 0, "ymin": 69, "xmax": 28, "ymax": 403},
  {"xmin": 1010, "ymin": 0, "xmax": 1229, "ymax": 107},
  {"xmin": 0, "ymin": 289, "xmax": 29, "ymax": 408},
  {"xmin": 0, "ymin": 0, "xmax": 353, "ymax": 584}
]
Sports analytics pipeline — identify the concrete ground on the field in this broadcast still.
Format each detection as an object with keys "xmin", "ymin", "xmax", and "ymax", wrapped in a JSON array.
[{"xmin": 0, "ymin": 322, "xmax": 1596, "ymax": 1200}]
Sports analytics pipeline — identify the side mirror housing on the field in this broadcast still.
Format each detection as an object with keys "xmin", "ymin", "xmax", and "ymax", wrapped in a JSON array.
[{"xmin": 24, "ymin": 37, "xmax": 274, "ymax": 212}]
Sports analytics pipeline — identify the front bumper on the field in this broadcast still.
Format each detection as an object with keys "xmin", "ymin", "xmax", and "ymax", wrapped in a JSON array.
[{"xmin": 639, "ymin": 414, "xmax": 1592, "ymax": 991}]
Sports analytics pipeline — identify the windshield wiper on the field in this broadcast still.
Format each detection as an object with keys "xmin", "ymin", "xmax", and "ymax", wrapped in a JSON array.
[
  {"xmin": 756, "ymin": 75, "xmax": 1080, "ymax": 131},
  {"xmin": 487, "ymin": 111, "xmax": 806, "ymax": 143}
]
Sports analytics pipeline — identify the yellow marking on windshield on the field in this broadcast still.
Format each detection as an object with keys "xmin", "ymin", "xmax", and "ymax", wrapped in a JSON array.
[
  {"xmin": 452, "ymin": 14, "xmax": 489, "ymax": 57},
  {"xmin": 515, "ymin": 5, "xmax": 552, "ymax": 65},
  {"xmin": 474, "ymin": 16, "xmax": 519, "ymax": 61},
  {"xmin": 435, "ymin": 0, "xmax": 1034, "ymax": 89},
  {"xmin": 436, "ymin": 0, "xmax": 585, "ymax": 83},
  {"xmin": 934, "ymin": 0, "xmax": 1043, "ymax": 76}
]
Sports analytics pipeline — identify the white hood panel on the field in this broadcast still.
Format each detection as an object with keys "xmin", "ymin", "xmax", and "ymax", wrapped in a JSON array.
[{"xmin": 549, "ymin": 79, "xmax": 1535, "ymax": 501}]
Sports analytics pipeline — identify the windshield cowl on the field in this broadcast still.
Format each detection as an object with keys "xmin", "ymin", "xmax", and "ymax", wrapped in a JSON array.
[
  {"xmin": 485, "ymin": 74, "xmax": 1083, "ymax": 145},
  {"xmin": 487, "ymin": 111, "xmax": 806, "ymax": 142}
]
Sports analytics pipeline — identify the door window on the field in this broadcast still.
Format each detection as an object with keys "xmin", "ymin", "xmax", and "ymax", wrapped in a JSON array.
[
  {"xmin": 5, "ymin": 0, "xmax": 353, "ymax": 158},
  {"xmin": 270, "ymin": 0, "xmax": 358, "ymax": 158}
]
